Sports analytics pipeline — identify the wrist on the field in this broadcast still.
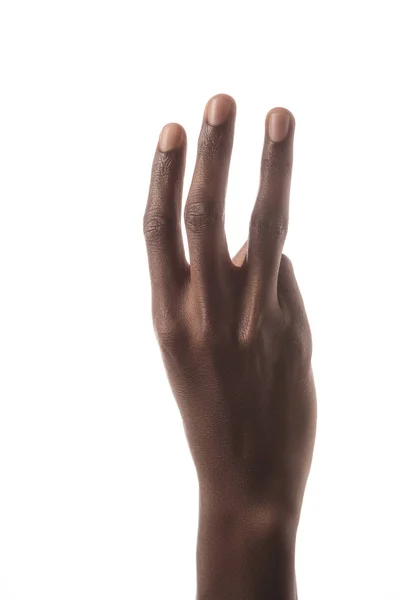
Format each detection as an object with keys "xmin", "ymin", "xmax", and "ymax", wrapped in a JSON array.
[
  {"xmin": 197, "ymin": 497, "xmax": 298, "ymax": 600},
  {"xmin": 198, "ymin": 482, "xmax": 300, "ymax": 535}
]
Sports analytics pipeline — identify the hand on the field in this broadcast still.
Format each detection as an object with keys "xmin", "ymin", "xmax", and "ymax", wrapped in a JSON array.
[{"xmin": 143, "ymin": 93, "xmax": 317, "ymax": 599}]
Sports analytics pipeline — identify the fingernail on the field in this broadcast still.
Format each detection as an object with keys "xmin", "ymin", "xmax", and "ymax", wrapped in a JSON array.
[
  {"xmin": 206, "ymin": 94, "xmax": 233, "ymax": 126},
  {"xmin": 159, "ymin": 123, "xmax": 183, "ymax": 152},
  {"xmin": 268, "ymin": 110, "xmax": 292, "ymax": 143}
]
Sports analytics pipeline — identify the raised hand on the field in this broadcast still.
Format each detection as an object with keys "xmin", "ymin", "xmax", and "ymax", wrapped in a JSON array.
[{"xmin": 143, "ymin": 94, "xmax": 317, "ymax": 600}]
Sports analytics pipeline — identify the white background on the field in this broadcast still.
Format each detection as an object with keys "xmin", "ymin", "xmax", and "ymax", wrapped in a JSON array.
[{"xmin": 1, "ymin": 1, "xmax": 400, "ymax": 598}]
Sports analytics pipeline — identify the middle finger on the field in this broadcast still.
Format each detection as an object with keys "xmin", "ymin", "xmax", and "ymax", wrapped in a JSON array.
[{"xmin": 184, "ymin": 94, "xmax": 236, "ymax": 297}]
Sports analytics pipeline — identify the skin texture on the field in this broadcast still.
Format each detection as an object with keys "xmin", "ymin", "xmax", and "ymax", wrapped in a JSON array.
[{"xmin": 143, "ymin": 94, "xmax": 317, "ymax": 600}]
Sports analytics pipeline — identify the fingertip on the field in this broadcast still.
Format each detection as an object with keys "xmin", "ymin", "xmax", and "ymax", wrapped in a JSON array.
[
  {"xmin": 205, "ymin": 93, "xmax": 236, "ymax": 126},
  {"xmin": 266, "ymin": 108, "xmax": 295, "ymax": 143},
  {"xmin": 158, "ymin": 123, "xmax": 186, "ymax": 153}
]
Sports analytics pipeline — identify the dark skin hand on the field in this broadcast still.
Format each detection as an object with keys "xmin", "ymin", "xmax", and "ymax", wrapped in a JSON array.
[{"xmin": 143, "ymin": 93, "xmax": 317, "ymax": 600}]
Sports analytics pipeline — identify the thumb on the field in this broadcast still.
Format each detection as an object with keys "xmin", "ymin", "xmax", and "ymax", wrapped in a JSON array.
[
  {"xmin": 232, "ymin": 240, "xmax": 248, "ymax": 267},
  {"xmin": 277, "ymin": 254, "xmax": 306, "ymax": 318}
]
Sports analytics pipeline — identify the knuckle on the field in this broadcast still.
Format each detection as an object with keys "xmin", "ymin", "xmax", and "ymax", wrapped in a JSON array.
[
  {"xmin": 153, "ymin": 312, "xmax": 188, "ymax": 352},
  {"xmin": 250, "ymin": 211, "xmax": 288, "ymax": 243},
  {"xmin": 184, "ymin": 200, "xmax": 223, "ymax": 234},
  {"xmin": 143, "ymin": 212, "xmax": 172, "ymax": 245}
]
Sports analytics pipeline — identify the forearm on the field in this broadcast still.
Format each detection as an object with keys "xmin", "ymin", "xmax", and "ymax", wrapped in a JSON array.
[{"xmin": 196, "ymin": 497, "xmax": 298, "ymax": 600}]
